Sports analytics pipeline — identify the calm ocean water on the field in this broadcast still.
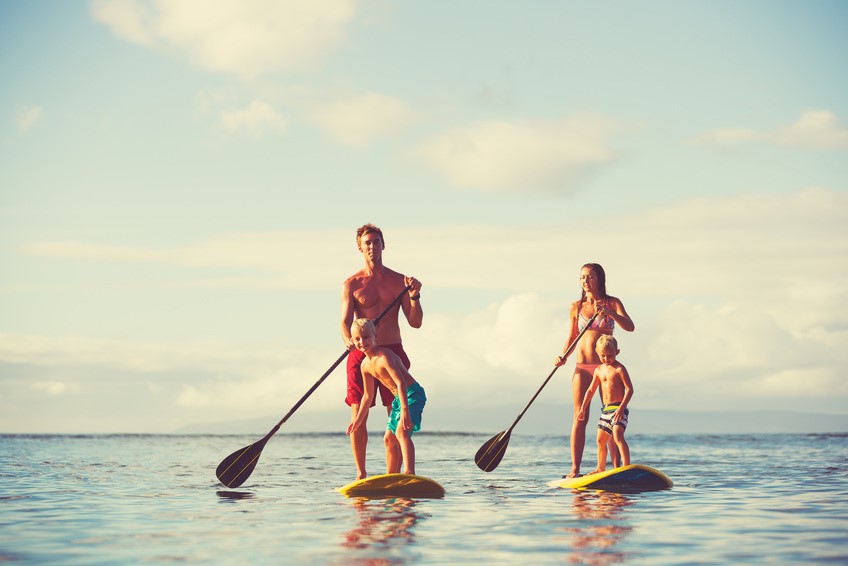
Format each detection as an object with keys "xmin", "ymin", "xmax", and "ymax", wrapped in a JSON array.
[{"xmin": 1, "ymin": 432, "xmax": 846, "ymax": 564}]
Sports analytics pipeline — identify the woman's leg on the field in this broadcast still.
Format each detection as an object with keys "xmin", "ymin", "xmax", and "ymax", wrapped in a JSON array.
[{"xmin": 568, "ymin": 369, "xmax": 593, "ymax": 478}]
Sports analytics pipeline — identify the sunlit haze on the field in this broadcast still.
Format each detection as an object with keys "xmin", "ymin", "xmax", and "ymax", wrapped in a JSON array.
[{"xmin": 1, "ymin": 1, "xmax": 846, "ymax": 433}]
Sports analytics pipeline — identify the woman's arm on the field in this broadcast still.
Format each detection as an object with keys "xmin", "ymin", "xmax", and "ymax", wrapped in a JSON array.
[
  {"xmin": 555, "ymin": 301, "xmax": 581, "ymax": 366},
  {"xmin": 607, "ymin": 296, "xmax": 635, "ymax": 332}
]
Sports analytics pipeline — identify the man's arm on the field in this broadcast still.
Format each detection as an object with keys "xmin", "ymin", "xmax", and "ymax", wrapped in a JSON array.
[
  {"xmin": 400, "ymin": 276, "xmax": 423, "ymax": 329},
  {"xmin": 347, "ymin": 371, "xmax": 375, "ymax": 435},
  {"xmin": 340, "ymin": 282, "xmax": 356, "ymax": 349}
]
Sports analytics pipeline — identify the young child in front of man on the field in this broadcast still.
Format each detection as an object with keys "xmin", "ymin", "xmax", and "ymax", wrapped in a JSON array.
[{"xmin": 347, "ymin": 318, "xmax": 427, "ymax": 476}]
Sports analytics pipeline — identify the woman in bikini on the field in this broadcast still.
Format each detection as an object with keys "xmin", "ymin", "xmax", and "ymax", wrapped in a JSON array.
[{"xmin": 554, "ymin": 263, "xmax": 634, "ymax": 478}]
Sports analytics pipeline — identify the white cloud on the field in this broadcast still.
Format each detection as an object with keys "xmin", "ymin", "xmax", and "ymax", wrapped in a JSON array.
[
  {"xmin": 691, "ymin": 127, "xmax": 761, "ymax": 145},
  {"xmin": 175, "ymin": 366, "xmax": 310, "ymax": 410},
  {"xmin": 0, "ymin": 332, "xmax": 347, "ymax": 420},
  {"xmin": 695, "ymin": 109, "xmax": 848, "ymax": 150},
  {"xmin": 20, "ymin": 187, "xmax": 848, "ymax": 298},
  {"xmin": 90, "ymin": 0, "xmax": 155, "ymax": 46},
  {"xmin": 307, "ymin": 91, "xmax": 418, "ymax": 147},
  {"xmin": 32, "ymin": 381, "xmax": 76, "ymax": 395},
  {"xmin": 21, "ymin": 230, "xmax": 353, "ymax": 289},
  {"xmin": 14, "ymin": 105, "xmax": 43, "ymax": 134},
  {"xmin": 12, "ymin": 187, "xmax": 846, "ymax": 421},
  {"xmin": 0, "ymin": 333, "xmax": 279, "ymax": 374},
  {"xmin": 90, "ymin": 0, "xmax": 356, "ymax": 78},
  {"xmin": 220, "ymin": 100, "xmax": 288, "ymax": 135},
  {"xmin": 773, "ymin": 110, "xmax": 848, "ymax": 149},
  {"xmin": 411, "ymin": 114, "xmax": 619, "ymax": 192}
]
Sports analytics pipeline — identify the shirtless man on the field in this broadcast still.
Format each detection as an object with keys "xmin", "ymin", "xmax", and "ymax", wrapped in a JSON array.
[{"xmin": 341, "ymin": 223, "xmax": 422, "ymax": 480}]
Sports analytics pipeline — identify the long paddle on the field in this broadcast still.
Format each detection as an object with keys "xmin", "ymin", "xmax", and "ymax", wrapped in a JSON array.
[
  {"xmin": 474, "ymin": 310, "xmax": 600, "ymax": 472},
  {"xmin": 216, "ymin": 285, "xmax": 412, "ymax": 488}
]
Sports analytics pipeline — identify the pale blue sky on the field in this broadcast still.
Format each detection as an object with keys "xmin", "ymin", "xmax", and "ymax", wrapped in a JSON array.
[{"xmin": 1, "ymin": 0, "xmax": 846, "ymax": 433}]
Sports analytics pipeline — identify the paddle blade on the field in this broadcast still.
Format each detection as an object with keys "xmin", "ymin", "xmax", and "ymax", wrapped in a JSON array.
[
  {"xmin": 475, "ymin": 430, "xmax": 511, "ymax": 472},
  {"xmin": 216, "ymin": 438, "xmax": 268, "ymax": 488}
]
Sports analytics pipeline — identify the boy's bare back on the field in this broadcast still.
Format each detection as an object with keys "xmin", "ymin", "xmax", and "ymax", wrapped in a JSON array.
[{"xmin": 362, "ymin": 347, "xmax": 417, "ymax": 396}]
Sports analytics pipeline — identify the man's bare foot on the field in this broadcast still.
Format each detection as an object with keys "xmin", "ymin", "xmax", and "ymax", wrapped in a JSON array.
[
  {"xmin": 587, "ymin": 468, "xmax": 604, "ymax": 475},
  {"xmin": 563, "ymin": 470, "xmax": 582, "ymax": 479},
  {"xmin": 356, "ymin": 472, "xmax": 367, "ymax": 480}
]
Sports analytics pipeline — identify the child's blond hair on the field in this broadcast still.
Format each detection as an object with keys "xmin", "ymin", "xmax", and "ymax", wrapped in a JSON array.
[
  {"xmin": 596, "ymin": 334, "xmax": 618, "ymax": 353},
  {"xmin": 351, "ymin": 318, "xmax": 375, "ymax": 335}
]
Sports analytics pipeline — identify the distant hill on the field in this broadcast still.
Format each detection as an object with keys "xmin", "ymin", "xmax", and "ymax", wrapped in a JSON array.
[{"xmin": 175, "ymin": 403, "xmax": 848, "ymax": 435}]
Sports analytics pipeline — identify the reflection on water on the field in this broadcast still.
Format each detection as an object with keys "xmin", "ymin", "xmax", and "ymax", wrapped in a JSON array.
[
  {"xmin": 3, "ymin": 433, "xmax": 845, "ymax": 564},
  {"xmin": 342, "ymin": 497, "xmax": 423, "ymax": 552},
  {"xmin": 559, "ymin": 491, "xmax": 634, "ymax": 564},
  {"xmin": 216, "ymin": 490, "xmax": 255, "ymax": 501}
]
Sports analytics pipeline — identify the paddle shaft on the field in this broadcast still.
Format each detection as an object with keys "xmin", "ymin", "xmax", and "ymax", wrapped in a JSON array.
[
  {"xmin": 215, "ymin": 285, "xmax": 413, "ymax": 487},
  {"xmin": 267, "ymin": 284, "xmax": 413, "ymax": 435},
  {"xmin": 473, "ymin": 310, "xmax": 602, "ymax": 472},
  {"xmin": 501, "ymin": 310, "xmax": 600, "ymax": 437}
]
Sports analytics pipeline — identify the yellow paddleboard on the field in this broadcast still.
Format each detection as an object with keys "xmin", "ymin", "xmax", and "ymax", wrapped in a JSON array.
[
  {"xmin": 337, "ymin": 473, "xmax": 445, "ymax": 499},
  {"xmin": 551, "ymin": 464, "xmax": 673, "ymax": 492}
]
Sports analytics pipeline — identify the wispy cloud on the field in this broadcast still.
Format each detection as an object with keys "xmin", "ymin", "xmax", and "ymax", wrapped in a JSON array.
[
  {"xmin": 691, "ymin": 127, "xmax": 761, "ymax": 145},
  {"xmin": 10, "ymin": 188, "xmax": 847, "ymax": 425},
  {"xmin": 220, "ymin": 100, "xmax": 288, "ymax": 136},
  {"xmin": 14, "ymin": 105, "xmax": 43, "ymax": 134},
  {"xmin": 90, "ymin": 0, "xmax": 356, "ymax": 79},
  {"xmin": 773, "ymin": 110, "xmax": 848, "ymax": 149},
  {"xmin": 22, "ymin": 230, "xmax": 348, "ymax": 283},
  {"xmin": 32, "ymin": 381, "xmax": 77, "ymax": 395},
  {"xmin": 307, "ymin": 91, "xmax": 418, "ymax": 147},
  {"xmin": 411, "ymin": 114, "xmax": 620, "ymax": 193},
  {"xmin": 694, "ymin": 109, "xmax": 848, "ymax": 149},
  {"xmin": 89, "ymin": 0, "xmax": 155, "ymax": 46},
  {"xmin": 0, "ymin": 332, "xmax": 345, "ymax": 417},
  {"xmin": 20, "ymin": 187, "xmax": 847, "ymax": 297}
]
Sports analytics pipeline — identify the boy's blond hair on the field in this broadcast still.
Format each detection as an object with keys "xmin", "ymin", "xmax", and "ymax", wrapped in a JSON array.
[
  {"xmin": 351, "ymin": 318, "xmax": 375, "ymax": 336},
  {"xmin": 596, "ymin": 334, "xmax": 618, "ymax": 353}
]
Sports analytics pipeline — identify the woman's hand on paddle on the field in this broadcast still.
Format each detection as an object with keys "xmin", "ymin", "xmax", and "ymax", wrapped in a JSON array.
[
  {"xmin": 594, "ymin": 299, "xmax": 607, "ymax": 317},
  {"xmin": 554, "ymin": 354, "xmax": 567, "ymax": 367}
]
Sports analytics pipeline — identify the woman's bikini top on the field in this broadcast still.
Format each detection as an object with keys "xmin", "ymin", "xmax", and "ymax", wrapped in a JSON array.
[{"xmin": 577, "ymin": 302, "xmax": 615, "ymax": 333}]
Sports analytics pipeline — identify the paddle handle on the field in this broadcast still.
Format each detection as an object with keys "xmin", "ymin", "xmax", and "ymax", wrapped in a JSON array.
[
  {"xmin": 269, "ymin": 284, "xmax": 413, "ymax": 432},
  {"xmin": 504, "ymin": 310, "xmax": 600, "ymax": 435},
  {"xmin": 373, "ymin": 284, "xmax": 413, "ymax": 326}
]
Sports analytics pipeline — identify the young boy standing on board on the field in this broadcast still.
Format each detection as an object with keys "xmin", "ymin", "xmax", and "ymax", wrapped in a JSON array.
[
  {"xmin": 347, "ymin": 318, "xmax": 427, "ymax": 476},
  {"xmin": 577, "ymin": 335, "xmax": 634, "ymax": 474}
]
